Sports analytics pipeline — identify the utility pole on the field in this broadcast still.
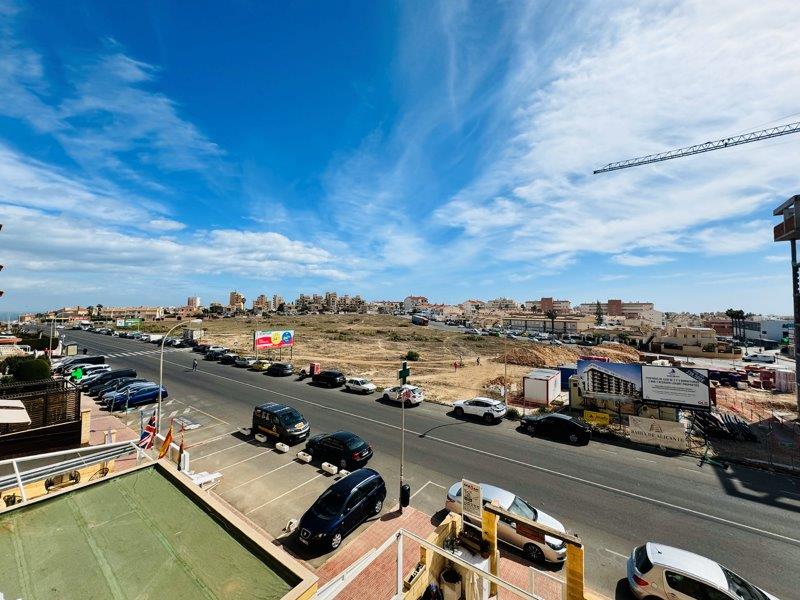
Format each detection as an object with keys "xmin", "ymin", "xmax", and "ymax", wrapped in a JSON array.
[{"xmin": 397, "ymin": 360, "xmax": 411, "ymax": 514}]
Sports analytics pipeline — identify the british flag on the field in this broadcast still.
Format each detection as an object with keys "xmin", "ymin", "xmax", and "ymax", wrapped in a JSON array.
[{"xmin": 138, "ymin": 414, "xmax": 157, "ymax": 449}]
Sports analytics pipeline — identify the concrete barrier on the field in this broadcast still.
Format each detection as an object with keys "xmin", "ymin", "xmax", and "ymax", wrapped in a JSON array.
[
  {"xmin": 296, "ymin": 451, "xmax": 312, "ymax": 463},
  {"xmin": 275, "ymin": 442, "xmax": 289, "ymax": 453},
  {"xmin": 239, "ymin": 427, "xmax": 252, "ymax": 436},
  {"xmin": 254, "ymin": 433, "xmax": 268, "ymax": 444},
  {"xmin": 338, "ymin": 469, "xmax": 350, "ymax": 477},
  {"xmin": 321, "ymin": 462, "xmax": 338, "ymax": 475}
]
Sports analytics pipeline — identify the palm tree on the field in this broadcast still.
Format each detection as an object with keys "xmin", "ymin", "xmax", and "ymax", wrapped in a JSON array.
[
  {"xmin": 594, "ymin": 301, "xmax": 603, "ymax": 326},
  {"xmin": 545, "ymin": 309, "xmax": 558, "ymax": 334},
  {"xmin": 725, "ymin": 308, "xmax": 737, "ymax": 339}
]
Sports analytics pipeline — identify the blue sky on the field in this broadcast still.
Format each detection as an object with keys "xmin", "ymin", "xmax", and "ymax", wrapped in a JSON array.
[{"xmin": 1, "ymin": 0, "xmax": 799, "ymax": 314}]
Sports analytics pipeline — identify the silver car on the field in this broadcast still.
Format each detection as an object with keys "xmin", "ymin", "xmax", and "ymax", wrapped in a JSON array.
[
  {"xmin": 445, "ymin": 482, "xmax": 567, "ymax": 564},
  {"xmin": 627, "ymin": 542, "xmax": 778, "ymax": 600}
]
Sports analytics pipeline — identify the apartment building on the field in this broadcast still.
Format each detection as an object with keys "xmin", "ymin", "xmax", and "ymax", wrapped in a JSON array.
[
  {"xmin": 403, "ymin": 295, "xmax": 429, "ymax": 313},
  {"xmin": 252, "ymin": 294, "xmax": 272, "ymax": 312},
  {"xmin": 659, "ymin": 326, "xmax": 717, "ymax": 348},
  {"xmin": 486, "ymin": 297, "xmax": 518, "ymax": 310},
  {"xmin": 187, "ymin": 296, "xmax": 201, "ymax": 309},
  {"xmin": 576, "ymin": 299, "xmax": 663, "ymax": 327},
  {"xmin": 96, "ymin": 306, "xmax": 165, "ymax": 320},
  {"xmin": 228, "ymin": 291, "xmax": 246, "ymax": 311},
  {"xmin": 743, "ymin": 317, "xmax": 793, "ymax": 343},
  {"xmin": 524, "ymin": 297, "xmax": 572, "ymax": 313},
  {"xmin": 503, "ymin": 314, "xmax": 594, "ymax": 334}
]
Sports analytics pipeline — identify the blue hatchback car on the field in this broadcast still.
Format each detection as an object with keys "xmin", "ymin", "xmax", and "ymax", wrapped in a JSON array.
[
  {"xmin": 106, "ymin": 385, "xmax": 167, "ymax": 411},
  {"xmin": 297, "ymin": 468, "xmax": 386, "ymax": 552}
]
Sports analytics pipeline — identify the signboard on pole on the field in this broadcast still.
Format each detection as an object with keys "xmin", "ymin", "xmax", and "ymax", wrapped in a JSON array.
[
  {"xmin": 253, "ymin": 330, "xmax": 295, "ymax": 350},
  {"xmin": 117, "ymin": 318, "xmax": 142, "ymax": 327},
  {"xmin": 641, "ymin": 366, "xmax": 710, "ymax": 408},
  {"xmin": 629, "ymin": 416, "xmax": 687, "ymax": 450},
  {"xmin": 461, "ymin": 479, "xmax": 483, "ymax": 523},
  {"xmin": 583, "ymin": 410, "xmax": 611, "ymax": 426}
]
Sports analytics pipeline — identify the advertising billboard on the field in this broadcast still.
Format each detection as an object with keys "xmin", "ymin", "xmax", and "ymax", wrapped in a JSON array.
[
  {"xmin": 254, "ymin": 330, "xmax": 295, "ymax": 350},
  {"xmin": 629, "ymin": 416, "xmax": 688, "ymax": 450},
  {"xmin": 577, "ymin": 360, "xmax": 642, "ymax": 403},
  {"xmin": 641, "ymin": 365, "xmax": 710, "ymax": 408}
]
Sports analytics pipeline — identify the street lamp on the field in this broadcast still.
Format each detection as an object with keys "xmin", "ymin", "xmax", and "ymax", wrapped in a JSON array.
[{"xmin": 157, "ymin": 318, "xmax": 202, "ymax": 434}]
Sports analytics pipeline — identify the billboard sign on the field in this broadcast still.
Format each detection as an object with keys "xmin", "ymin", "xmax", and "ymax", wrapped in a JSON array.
[
  {"xmin": 116, "ymin": 318, "xmax": 142, "ymax": 327},
  {"xmin": 577, "ymin": 360, "xmax": 642, "ymax": 403},
  {"xmin": 629, "ymin": 416, "xmax": 687, "ymax": 450},
  {"xmin": 641, "ymin": 365, "xmax": 710, "ymax": 408},
  {"xmin": 254, "ymin": 330, "xmax": 295, "ymax": 350},
  {"xmin": 583, "ymin": 410, "xmax": 611, "ymax": 426},
  {"xmin": 461, "ymin": 479, "xmax": 483, "ymax": 523}
]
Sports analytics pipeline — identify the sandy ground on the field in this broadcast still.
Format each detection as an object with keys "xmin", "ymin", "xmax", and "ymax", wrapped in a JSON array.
[{"xmin": 144, "ymin": 315, "xmax": 640, "ymax": 403}]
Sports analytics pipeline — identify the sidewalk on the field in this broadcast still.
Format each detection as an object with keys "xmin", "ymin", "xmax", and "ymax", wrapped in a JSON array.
[{"xmin": 81, "ymin": 393, "xmax": 142, "ymax": 471}]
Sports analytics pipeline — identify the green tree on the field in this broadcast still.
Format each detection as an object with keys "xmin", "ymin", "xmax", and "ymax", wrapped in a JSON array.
[
  {"xmin": 725, "ymin": 308, "xmax": 736, "ymax": 338},
  {"xmin": 545, "ymin": 309, "xmax": 558, "ymax": 333},
  {"xmin": 15, "ymin": 359, "xmax": 51, "ymax": 382},
  {"xmin": 594, "ymin": 301, "xmax": 603, "ymax": 326}
]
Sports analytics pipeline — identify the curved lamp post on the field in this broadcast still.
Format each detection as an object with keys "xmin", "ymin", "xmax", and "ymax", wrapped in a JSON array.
[{"xmin": 158, "ymin": 318, "xmax": 202, "ymax": 434}]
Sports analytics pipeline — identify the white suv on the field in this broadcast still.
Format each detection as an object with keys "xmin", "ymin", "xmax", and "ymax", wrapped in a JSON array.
[
  {"xmin": 382, "ymin": 385, "xmax": 424, "ymax": 406},
  {"xmin": 627, "ymin": 542, "xmax": 778, "ymax": 600},
  {"xmin": 345, "ymin": 378, "xmax": 376, "ymax": 394},
  {"xmin": 452, "ymin": 397, "xmax": 507, "ymax": 423}
]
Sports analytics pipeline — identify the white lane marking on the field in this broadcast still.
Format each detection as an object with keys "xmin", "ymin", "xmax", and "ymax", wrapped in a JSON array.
[
  {"xmin": 219, "ymin": 450, "xmax": 272, "ymax": 471},
  {"xmin": 605, "ymin": 548, "xmax": 628, "ymax": 560},
  {"xmin": 411, "ymin": 480, "xmax": 446, "ymax": 500},
  {"xmin": 187, "ymin": 429, "xmax": 241, "ymax": 448},
  {"xmin": 185, "ymin": 404, "xmax": 229, "ymax": 425},
  {"xmin": 183, "ymin": 407, "xmax": 191, "ymax": 414},
  {"xmin": 167, "ymin": 410, "xmax": 178, "ymax": 419},
  {"xmin": 224, "ymin": 460, "xmax": 298, "ymax": 492},
  {"xmin": 122, "ymin": 352, "xmax": 800, "ymax": 547},
  {"xmin": 191, "ymin": 441, "xmax": 249, "ymax": 460},
  {"xmin": 596, "ymin": 448, "xmax": 617, "ymax": 454},
  {"xmin": 246, "ymin": 474, "xmax": 326, "ymax": 515},
  {"xmin": 634, "ymin": 457, "xmax": 657, "ymax": 464},
  {"xmin": 678, "ymin": 466, "xmax": 709, "ymax": 475}
]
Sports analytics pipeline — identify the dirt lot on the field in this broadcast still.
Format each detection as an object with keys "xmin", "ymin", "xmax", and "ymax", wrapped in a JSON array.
[{"xmin": 146, "ymin": 315, "xmax": 640, "ymax": 403}]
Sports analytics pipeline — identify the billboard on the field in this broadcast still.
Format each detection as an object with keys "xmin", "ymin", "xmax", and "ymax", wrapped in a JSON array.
[
  {"xmin": 641, "ymin": 365, "xmax": 710, "ymax": 408},
  {"xmin": 629, "ymin": 416, "xmax": 688, "ymax": 450},
  {"xmin": 254, "ymin": 330, "xmax": 295, "ymax": 350},
  {"xmin": 577, "ymin": 360, "xmax": 642, "ymax": 403},
  {"xmin": 116, "ymin": 318, "xmax": 142, "ymax": 327}
]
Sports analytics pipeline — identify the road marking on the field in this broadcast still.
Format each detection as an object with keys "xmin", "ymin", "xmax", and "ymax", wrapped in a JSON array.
[
  {"xmin": 595, "ymin": 448, "xmax": 617, "ymax": 454},
  {"xmin": 219, "ymin": 450, "xmax": 272, "ymax": 471},
  {"xmin": 411, "ymin": 480, "xmax": 446, "ymax": 500},
  {"xmin": 167, "ymin": 410, "xmax": 178, "ymax": 419},
  {"xmin": 634, "ymin": 457, "xmax": 657, "ymax": 464},
  {"xmin": 191, "ymin": 441, "xmax": 248, "ymax": 460},
  {"xmin": 183, "ymin": 407, "xmax": 191, "ymax": 414},
  {"xmin": 605, "ymin": 548, "xmax": 628, "ymax": 560},
  {"xmin": 187, "ymin": 429, "xmax": 241, "ymax": 448},
  {"xmin": 245, "ymin": 474, "xmax": 325, "ymax": 515},
  {"xmin": 225, "ymin": 460, "xmax": 299, "ymax": 492}
]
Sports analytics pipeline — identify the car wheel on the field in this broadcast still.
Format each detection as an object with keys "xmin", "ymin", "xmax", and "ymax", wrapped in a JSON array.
[
  {"xmin": 483, "ymin": 413, "xmax": 494, "ymax": 424},
  {"xmin": 526, "ymin": 423, "xmax": 536, "ymax": 435},
  {"xmin": 383, "ymin": 393, "xmax": 390, "ymax": 401},
  {"xmin": 454, "ymin": 407, "xmax": 464, "ymax": 418},
  {"xmin": 339, "ymin": 458, "xmax": 348, "ymax": 470},
  {"xmin": 523, "ymin": 543, "xmax": 545, "ymax": 563},
  {"xmin": 371, "ymin": 498, "xmax": 383, "ymax": 515},
  {"xmin": 330, "ymin": 531, "xmax": 343, "ymax": 550},
  {"xmin": 568, "ymin": 433, "xmax": 579, "ymax": 444}
]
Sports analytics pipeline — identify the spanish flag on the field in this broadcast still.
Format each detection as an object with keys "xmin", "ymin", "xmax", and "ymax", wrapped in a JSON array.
[{"xmin": 158, "ymin": 422, "xmax": 174, "ymax": 459}]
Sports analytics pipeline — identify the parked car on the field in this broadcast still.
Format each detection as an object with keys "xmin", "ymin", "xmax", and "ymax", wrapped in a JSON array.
[
  {"xmin": 305, "ymin": 431, "xmax": 373, "ymax": 470},
  {"xmin": 452, "ymin": 397, "xmax": 507, "ymax": 423},
  {"xmin": 344, "ymin": 378, "xmax": 376, "ymax": 394},
  {"xmin": 297, "ymin": 468, "xmax": 386, "ymax": 551},
  {"xmin": 464, "ymin": 328, "xmax": 481, "ymax": 335},
  {"xmin": 266, "ymin": 362, "xmax": 294, "ymax": 377},
  {"xmin": 627, "ymin": 542, "xmax": 778, "ymax": 600},
  {"xmin": 741, "ymin": 353, "xmax": 776, "ymax": 364},
  {"xmin": 68, "ymin": 364, "xmax": 111, "ymax": 381},
  {"xmin": 312, "ymin": 370, "xmax": 346, "ymax": 388},
  {"xmin": 106, "ymin": 384, "xmax": 167, "ymax": 411},
  {"xmin": 251, "ymin": 402, "xmax": 310, "ymax": 444},
  {"xmin": 204, "ymin": 348, "xmax": 229, "ymax": 360},
  {"xmin": 193, "ymin": 343, "xmax": 211, "ymax": 354},
  {"xmin": 99, "ymin": 380, "xmax": 153, "ymax": 403},
  {"xmin": 521, "ymin": 413, "xmax": 591, "ymax": 445},
  {"xmin": 82, "ymin": 368, "xmax": 137, "ymax": 392},
  {"xmin": 91, "ymin": 377, "xmax": 148, "ymax": 398},
  {"xmin": 234, "ymin": 355, "xmax": 258, "ymax": 368},
  {"xmin": 53, "ymin": 355, "xmax": 105, "ymax": 374},
  {"xmin": 382, "ymin": 384, "xmax": 424, "ymax": 406},
  {"xmin": 445, "ymin": 482, "xmax": 567, "ymax": 564},
  {"xmin": 218, "ymin": 352, "xmax": 239, "ymax": 365}
]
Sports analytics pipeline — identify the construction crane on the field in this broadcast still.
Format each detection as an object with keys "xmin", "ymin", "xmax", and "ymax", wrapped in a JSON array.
[{"xmin": 593, "ymin": 120, "xmax": 800, "ymax": 174}]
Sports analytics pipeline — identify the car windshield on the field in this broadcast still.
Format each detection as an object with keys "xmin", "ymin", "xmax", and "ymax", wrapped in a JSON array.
[
  {"xmin": 722, "ymin": 567, "xmax": 768, "ymax": 600},
  {"xmin": 313, "ymin": 488, "xmax": 348, "ymax": 518},
  {"xmin": 508, "ymin": 496, "xmax": 538, "ymax": 521},
  {"xmin": 280, "ymin": 410, "xmax": 304, "ymax": 427},
  {"xmin": 345, "ymin": 436, "xmax": 366, "ymax": 450}
]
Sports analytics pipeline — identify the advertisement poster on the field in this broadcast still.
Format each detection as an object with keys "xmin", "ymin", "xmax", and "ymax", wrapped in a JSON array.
[
  {"xmin": 461, "ymin": 479, "xmax": 483, "ymax": 523},
  {"xmin": 577, "ymin": 360, "xmax": 642, "ymax": 401},
  {"xmin": 629, "ymin": 416, "xmax": 688, "ymax": 450},
  {"xmin": 641, "ymin": 366, "xmax": 710, "ymax": 408},
  {"xmin": 253, "ymin": 330, "xmax": 295, "ymax": 350},
  {"xmin": 583, "ymin": 410, "xmax": 611, "ymax": 426}
]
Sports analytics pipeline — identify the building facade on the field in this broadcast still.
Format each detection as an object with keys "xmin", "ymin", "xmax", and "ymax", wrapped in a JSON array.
[
  {"xmin": 228, "ymin": 291, "xmax": 246, "ymax": 311},
  {"xmin": 252, "ymin": 294, "xmax": 272, "ymax": 312},
  {"xmin": 403, "ymin": 296, "xmax": 429, "ymax": 313},
  {"xmin": 187, "ymin": 296, "xmax": 201, "ymax": 309}
]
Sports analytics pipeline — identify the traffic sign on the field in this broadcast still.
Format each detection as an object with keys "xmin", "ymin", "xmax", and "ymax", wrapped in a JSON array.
[{"xmin": 398, "ymin": 361, "xmax": 410, "ymax": 383}]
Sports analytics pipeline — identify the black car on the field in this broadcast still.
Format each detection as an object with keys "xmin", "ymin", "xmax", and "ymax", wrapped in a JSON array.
[
  {"xmin": 252, "ymin": 402, "xmax": 310, "ymax": 444},
  {"xmin": 219, "ymin": 352, "xmax": 238, "ymax": 365},
  {"xmin": 521, "ymin": 413, "xmax": 591, "ymax": 445},
  {"xmin": 266, "ymin": 362, "xmax": 294, "ymax": 376},
  {"xmin": 305, "ymin": 431, "xmax": 373, "ymax": 470},
  {"xmin": 312, "ymin": 370, "xmax": 346, "ymax": 388},
  {"xmin": 204, "ymin": 349, "xmax": 228, "ymax": 361},
  {"xmin": 297, "ymin": 468, "xmax": 386, "ymax": 551},
  {"xmin": 193, "ymin": 344, "xmax": 211, "ymax": 354},
  {"xmin": 91, "ymin": 377, "xmax": 148, "ymax": 397},
  {"xmin": 83, "ymin": 368, "xmax": 137, "ymax": 393}
]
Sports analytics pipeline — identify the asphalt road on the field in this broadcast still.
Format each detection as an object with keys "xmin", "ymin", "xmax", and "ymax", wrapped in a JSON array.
[{"xmin": 67, "ymin": 330, "xmax": 800, "ymax": 598}]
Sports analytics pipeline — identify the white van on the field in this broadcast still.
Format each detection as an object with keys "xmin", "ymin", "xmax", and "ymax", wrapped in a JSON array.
[{"xmin": 742, "ymin": 353, "xmax": 776, "ymax": 364}]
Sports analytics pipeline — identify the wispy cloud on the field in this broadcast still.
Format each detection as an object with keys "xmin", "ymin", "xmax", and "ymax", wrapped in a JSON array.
[{"xmin": 612, "ymin": 254, "xmax": 674, "ymax": 267}]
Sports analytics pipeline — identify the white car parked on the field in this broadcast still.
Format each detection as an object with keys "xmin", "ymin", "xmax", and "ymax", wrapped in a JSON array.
[
  {"xmin": 627, "ymin": 542, "xmax": 778, "ymax": 600},
  {"xmin": 345, "ymin": 378, "xmax": 376, "ymax": 394},
  {"xmin": 382, "ymin": 384, "xmax": 424, "ymax": 406},
  {"xmin": 452, "ymin": 397, "xmax": 507, "ymax": 423}
]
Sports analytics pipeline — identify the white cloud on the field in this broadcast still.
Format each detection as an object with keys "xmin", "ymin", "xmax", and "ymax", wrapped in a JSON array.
[
  {"xmin": 148, "ymin": 218, "xmax": 186, "ymax": 232},
  {"xmin": 598, "ymin": 274, "xmax": 629, "ymax": 281},
  {"xmin": 764, "ymin": 254, "xmax": 787, "ymax": 263},
  {"xmin": 612, "ymin": 253, "xmax": 674, "ymax": 267}
]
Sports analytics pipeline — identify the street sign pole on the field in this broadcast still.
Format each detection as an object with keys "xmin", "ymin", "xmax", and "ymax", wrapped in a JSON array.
[{"xmin": 397, "ymin": 361, "xmax": 411, "ymax": 514}]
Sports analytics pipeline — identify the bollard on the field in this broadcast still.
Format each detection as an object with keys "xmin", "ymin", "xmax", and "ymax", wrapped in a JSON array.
[
  {"xmin": 254, "ymin": 433, "xmax": 268, "ymax": 444},
  {"xmin": 239, "ymin": 427, "xmax": 252, "ymax": 436},
  {"xmin": 338, "ymin": 469, "xmax": 350, "ymax": 477},
  {"xmin": 275, "ymin": 442, "xmax": 289, "ymax": 453},
  {"xmin": 296, "ymin": 451, "xmax": 312, "ymax": 463},
  {"xmin": 321, "ymin": 462, "xmax": 339, "ymax": 475}
]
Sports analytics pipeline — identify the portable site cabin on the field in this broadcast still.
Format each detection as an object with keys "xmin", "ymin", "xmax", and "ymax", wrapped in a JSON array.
[{"xmin": 523, "ymin": 368, "xmax": 561, "ymax": 406}]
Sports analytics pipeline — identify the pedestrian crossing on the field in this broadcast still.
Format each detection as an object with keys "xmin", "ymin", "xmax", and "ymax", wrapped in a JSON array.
[{"xmin": 104, "ymin": 348, "xmax": 187, "ymax": 359}]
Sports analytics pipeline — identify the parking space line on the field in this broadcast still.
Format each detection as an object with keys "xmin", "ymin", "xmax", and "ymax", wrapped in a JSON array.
[
  {"xmin": 224, "ymin": 460, "xmax": 298, "ymax": 492},
  {"xmin": 191, "ymin": 441, "xmax": 249, "ymax": 460},
  {"xmin": 605, "ymin": 548, "xmax": 628, "ymax": 560},
  {"xmin": 187, "ymin": 429, "xmax": 241, "ymax": 448},
  {"xmin": 595, "ymin": 448, "xmax": 617, "ymax": 454},
  {"xmin": 411, "ymin": 480, "xmax": 446, "ymax": 500},
  {"xmin": 245, "ymin": 474, "xmax": 326, "ymax": 515},
  {"xmin": 219, "ymin": 450, "xmax": 272, "ymax": 471}
]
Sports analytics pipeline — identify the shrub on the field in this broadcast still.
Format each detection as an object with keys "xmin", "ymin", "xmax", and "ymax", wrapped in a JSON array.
[
  {"xmin": 386, "ymin": 332, "xmax": 403, "ymax": 342},
  {"xmin": 464, "ymin": 335, "xmax": 481, "ymax": 342},
  {"xmin": 702, "ymin": 343, "xmax": 717, "ymax": 352},
  {"xmin": 505, "ymin": 407, "xmax": 521, "ymax": 420},
  {"xmin": 15, "ymin": 359, "xmax": 51, "ymax": 382},
  {"xmin": 404, "ymin": 350, "xmax": 420, "ymax": 361},
  {"xmin": 536, "ymin": 406, "xmax": 548, "ymax": 414}
]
